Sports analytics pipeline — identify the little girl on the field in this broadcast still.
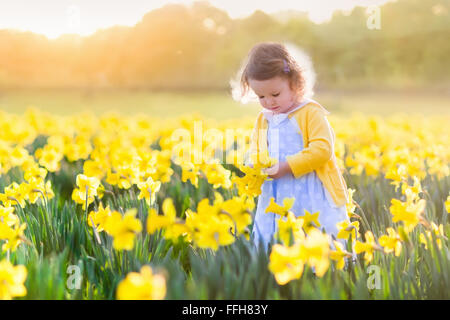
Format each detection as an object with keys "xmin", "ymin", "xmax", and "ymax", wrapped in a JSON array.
[{"xmin": 238, "ymin": 42, "xmax": 351, "ymax": 253}]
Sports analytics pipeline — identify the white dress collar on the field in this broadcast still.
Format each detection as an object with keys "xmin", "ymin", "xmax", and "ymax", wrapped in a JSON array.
[{"xmin": 262, "ymin": 98, "xmax": 313, "ymax": 125}]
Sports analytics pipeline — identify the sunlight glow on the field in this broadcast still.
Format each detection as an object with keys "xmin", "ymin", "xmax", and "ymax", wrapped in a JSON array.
[{"xmin": 0, "ymin": 0, "xmax": 395, "ymax": 39}]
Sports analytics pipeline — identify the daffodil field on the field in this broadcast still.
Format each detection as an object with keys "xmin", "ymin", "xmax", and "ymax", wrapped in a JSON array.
[{"xmin": 0, "ymin": 108, "xmax": 449, "ymax": 300}]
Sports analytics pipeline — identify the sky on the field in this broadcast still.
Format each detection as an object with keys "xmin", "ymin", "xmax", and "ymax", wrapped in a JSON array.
[{"xmin": 0, "ymin": 0, "xmax": 395, "ymax": 39}]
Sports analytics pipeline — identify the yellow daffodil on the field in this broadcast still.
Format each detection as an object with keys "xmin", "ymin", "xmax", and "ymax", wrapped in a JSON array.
[
  {"xmin": 146, "ymin": 208, "xmax": 173, "ymax": 235},
  {"xmin": 378, "ymin": 227, "xmax": 402, "ymax": 256},
  {"xmin": 0, "ymin": 206, "xmax": 18, "ymax": 227},
  {"xmin": 76, "ymin": 174, "xmax": 100, "ymax": 196},
  {"xmin": 385, "ymin": 164, "xmax": 407, "ymax": 192},
  {"xmin": 88, "ymin": 203, "xmax": 112, "ymax": 232},
  {"xmin": 137, "ymin": 177, "xmax": 161, "ymax": 206},
  {"xmin": 336, "ymin": 220, "xmax": 360, "ymax": 241},
  {"xmin": 419, "ymin": 222, "xmax": 445, "ymax": 250},
  {"xmin": 330, "ymin": 240, "xmax": 352, "ymax": 270},
  {"xmin": 0, "ymin": 221, "xmax": 27, "ymax": 252},
  {"xmin": 232, "ymin": 165, "xmax": 267, "ymax": 198},
  {"xmin": 389, "ymin": 197, "xmax": 426, "ymax": 233},
  {"xmin": 277, "ymin": 211, "xmax": 305, "ymax": 246},
  {"xmin": 0, "ymin": 259, "xmax": 27, "ymax": 300},
  {"xmin": 250, "ymin": 152, "xmax": 277, "ymax": 169},
  {"xmin": 146, "ymin": 198, "xmax": 179, "ymax": 236},
  {"xmin": 64, "ymin": 135, "xmax": 92, "ymax": 162},
  {"xmin": 354, "ymin": 231, "xmax": 380, "ymax": 264},
  {"xmin": 180, "ymin": 162, "xmax": 200, "ymax": 187},
  {"xmin": 202, "ymin": 160, "xmax": 232, "ymax": 189},
  {"xmin": 116, "ymin": 265, "xmax": 166, "ymax": 300},
  {"xmin": 83, "ymin": 159, "xmax": 107, "ymax": 179},
  {"xmin": 265, "ymin": 197, "xmax": 294, "ymax": 218},
  {"xmin": 35, "ymin": 146, "xmax": 63, "ymax": 172},
  {"xmin": 268, "ymin": 243, "xmax": 304, "ymax": 285},
  {"xmin": 27, "ymin": 178, "xmax": 55, "ymax": 204},
  {"xmin": 10, "ymin": 146, "xmax": 29, "ymax": 167},
  {"xmin": 136, "ymin": 150, "xmax": 157, "ymax": 179},
  {"xmin": 346, "ymin": 188, "xmax": 357, "ymax": 218},
  {"xmin": 72, "ymin": 188, "xmax": 93, "ymax": 211},
  {"xmin": 72, "ymin": 174, "xmax": 101, "ymax": 210},
  {"xmin": 104, "ymin": 209, "xmax": 143, "ymax": 251},
  {"xmin": 300, "ymin": 209, "xmax": 321, "ymax": 234},
  {"xmin": 23, "ymin": 164, "xmax": 47, "ymax": 182},
  {"xmin": 192, "ymin": 215, "xmax": 235, "ymax": 250},
  {"xmin": 0, "ymin": 182, "xmax": 30, "ymax": 208},
  {"xmin": 401, "ymin": 176, "xmax": 422, "ymax": 199},
  {"xmin": 150, "ymin": 150, "xmax": 174, "ymax": 184},
  {"xmin": 185, "ymin": 198, "xmax": 235, "ymax": 250},
  {"xmin": 300, "ymin": 228, "xmax": 330, "ymax": 277},
  {"xmin": 218, "ymin": 194, "xmax": 253, "ymax": 236},
  {"xmin": 106, "ymin": 165, "xmax": 140, "ymax": 189},
  {"xmin": 163, "ymin": 222, "xmax": 190, "ymax": 243}
]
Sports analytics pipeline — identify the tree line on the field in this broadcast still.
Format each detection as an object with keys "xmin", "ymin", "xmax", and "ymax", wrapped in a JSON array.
[{"xmin": 0, "ymin": 0, "xmax": 449, "ymax": 89}]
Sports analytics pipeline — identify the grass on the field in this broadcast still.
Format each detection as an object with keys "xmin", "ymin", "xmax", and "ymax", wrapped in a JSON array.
[{"xmin": 1, "ymin": 87, "xmax": 450, "ymax": 119}]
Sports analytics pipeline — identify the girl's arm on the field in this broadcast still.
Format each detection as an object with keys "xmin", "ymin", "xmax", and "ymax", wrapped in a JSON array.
[
  {"xmin": 286, "ymin": 107, "xmax": 334, "ymax": 178},
  {"xmin": 264, "ymin": 161, "xmax": 292, "ymax": 179}
]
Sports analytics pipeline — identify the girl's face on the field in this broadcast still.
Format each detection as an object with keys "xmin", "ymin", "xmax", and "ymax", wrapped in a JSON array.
[{"xmin": 249, "ymin": 76, "xmax": 299, "ymax": 114}]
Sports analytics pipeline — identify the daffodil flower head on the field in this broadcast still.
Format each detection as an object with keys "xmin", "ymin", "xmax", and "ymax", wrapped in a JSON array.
[
  {"xmin": 0, "ymin": 259, "xmax": 28, "ymax": 300},
  {"xmin": 88, "ymin": 202, "xmax": 112, "ymax": 232},
  {"xmin": 354, "ymin": 230, "xmax": 379, "ymax": 264},
  {"xmin": 0, "ymin": 221, "xmax": 27, "ymax": 252},
  {"xmin": 336, "ymin": 220, "xmax": 360, "ymax": 241},
  {"xmin": 0, "ymin": 206, "xmax": 17, "ymax": 227},
  {"xmin": 250, "ymin": 152, "xmax": 277, "ymax": 169},
  {"xmin": 76, "ymin": 174, "xmax": 100, "ymax": 197},
  {"xmin": 116, "ymin": 265, "xmax": 166, "ymax": 300},
  {"xmin": 137, "ymin": 177, "xmax": 161, "ymax": 206},
  {"xmin": 300, "ymin": 209, "xmax": 321, "ymax": 234},
  {"xmin": 104, "ymin": 208, "xmax": 143, "ymax": 251},
  {"xmin": 268, "ymin": 243, "xmax": 304, "ymax": 285},
  {"xmin": 300, "ymin": 228, "xmax": 330, "ymax": 277},
  {"xmin": 232, "ymin": 165, "xmax": 267, "ymax": 198},
  {"xmin": 419, "ymin": 222, "xmax": 444, "ymax": 250},
  {"xmin": 330, "ymin": 240, "xmax": 352, "ymax": 270},
  {"xmin": 265, "ymin": 197, "xmax": 294, "ymax": 217},
  {"xmin": 346, "ymin": 188, "xmax": 356, "ymax": 216},
  {"xmin": 389, "ymin": 196, "xmax": 426, "ymax": 234},
  {"xmin": 378, "ymin": 227, "xmax": 402, "ymax": 256},
  {"xmin": 385, "ymin": 164, "xmax": 408, "ymax": 192},
  {"xmin": 401, "ymin": 177, "xmax": 422, "ymax": 202},
  {"xmin": 277, "ymin": 211, "xmax": 305, "ymax": 246}
]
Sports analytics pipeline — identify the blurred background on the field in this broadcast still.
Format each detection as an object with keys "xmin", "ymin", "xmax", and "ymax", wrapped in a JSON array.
[{"xmin": 0, "ymin": 0, "xmax": 449, "ymax": 118}]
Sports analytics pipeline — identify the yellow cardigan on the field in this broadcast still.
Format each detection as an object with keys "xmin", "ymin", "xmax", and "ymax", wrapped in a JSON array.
[{"xmin": 249, "ymin": 101, "xmax": 349, "ymax": 208}]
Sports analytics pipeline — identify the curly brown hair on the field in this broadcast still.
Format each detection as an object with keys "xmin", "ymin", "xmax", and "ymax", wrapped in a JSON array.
[{"xmin": 239, "ymin": 42, "xmax": 306, "ymax": 101}]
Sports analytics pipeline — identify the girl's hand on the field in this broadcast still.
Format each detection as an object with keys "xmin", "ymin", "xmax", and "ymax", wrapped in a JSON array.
[{"xmin": 263, "ymin": 162, "xmax": 292, "ymax": 179}]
